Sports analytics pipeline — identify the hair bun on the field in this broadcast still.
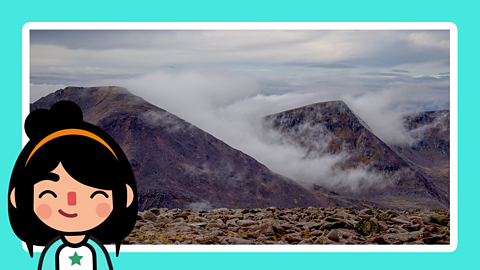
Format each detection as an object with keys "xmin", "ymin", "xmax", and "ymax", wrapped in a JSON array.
[
  {"xmin": 50, "ymin": 100, "xmax": 84, "ymax": 124},
  {"xmin": 25, "ymin": 101, "xmax": 84, "ymax": 140},
  {"xmin": 25, "ymin": 109, "xmax": 53, "ymax": 139}
]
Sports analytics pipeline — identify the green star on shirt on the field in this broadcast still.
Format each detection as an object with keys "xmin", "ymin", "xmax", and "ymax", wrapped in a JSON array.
[{"xmin": 69, "ymin": 251, "xmax": 83, "ymax": 266}]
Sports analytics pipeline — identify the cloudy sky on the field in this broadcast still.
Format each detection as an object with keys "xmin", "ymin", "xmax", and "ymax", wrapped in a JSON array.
[{"xmin": 30, "ymin": 29, "xmax": 450, "ymax": 188}]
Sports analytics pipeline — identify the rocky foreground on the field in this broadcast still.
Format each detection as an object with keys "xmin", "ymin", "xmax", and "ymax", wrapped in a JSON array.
[{"xmin": 124, "ymin": 207, "xmax": 450, "ymax": 245}]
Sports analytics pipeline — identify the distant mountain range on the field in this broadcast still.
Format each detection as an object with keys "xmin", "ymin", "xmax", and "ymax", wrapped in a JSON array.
[
  {"xmin": 31, "ymin": 87, "xmax": 450, "ymax": 211},
  {"xmin": 392, "ymin": 110, "xmax": 450, "ymax": 205}
]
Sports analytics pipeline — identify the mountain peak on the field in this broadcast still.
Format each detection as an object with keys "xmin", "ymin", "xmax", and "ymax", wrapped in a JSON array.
[
  {"xmin": 262, "ymin": 100, "xmax": 448, "ymax": 210},
  {"xmin": 267, "ymin": 100, "xmax": 373, "ymax": 133},
  {"xmin": 272, "ymin": 100, "xmax": 347, "ymax": 114}
]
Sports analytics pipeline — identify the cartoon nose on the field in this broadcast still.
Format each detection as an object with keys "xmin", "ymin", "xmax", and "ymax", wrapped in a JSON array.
[{"xmin": 68, "ymin": 192, "xmax": 77, "ymax": 206}]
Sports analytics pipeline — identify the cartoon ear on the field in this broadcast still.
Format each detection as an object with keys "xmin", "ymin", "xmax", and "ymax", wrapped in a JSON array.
[
  {"xmin": 10, "ymin": 188, "xmax": 16, "ymax": 208},
  {"xmin": 126, "ymin": 184, "xmax": 134, "ymax": 208}
]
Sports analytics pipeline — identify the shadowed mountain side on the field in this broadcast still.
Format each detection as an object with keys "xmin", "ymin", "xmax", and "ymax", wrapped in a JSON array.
[
  {"xmin": 262, "ymin": 100, "xmax": 448, "ymax": 210},
  {"xmin": 31, "ymin": 86, "xmax": 337, "ymax": 211},
  {"xmin": 392, "ymin": 110, "xmax": 450, "ymax": 204}
]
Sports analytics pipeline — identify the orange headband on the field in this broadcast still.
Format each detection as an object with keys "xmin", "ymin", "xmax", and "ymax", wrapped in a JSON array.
[{"xmin": 25, "ymin": 128, "xmax": 118, "ymax": 167}]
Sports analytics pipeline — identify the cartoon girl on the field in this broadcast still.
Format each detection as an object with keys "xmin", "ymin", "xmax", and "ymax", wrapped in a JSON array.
[{"xmin": 8, "ymin": 100, "xmax": 138, "ymax": 269}]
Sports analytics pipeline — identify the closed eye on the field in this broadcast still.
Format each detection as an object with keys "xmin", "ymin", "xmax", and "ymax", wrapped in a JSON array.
[
  {"xmin": 90, "ymin": 190, "xmax": 109, "ymax": 199},
  {"xmin": 39, "ymin": 190, "xmax": 57, "ymax": 198}
]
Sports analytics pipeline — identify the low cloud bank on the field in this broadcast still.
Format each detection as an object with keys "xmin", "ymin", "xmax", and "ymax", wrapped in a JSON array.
[{"xmin": 30, "ymin": 68, "xmax": 449, "ymax": 191}]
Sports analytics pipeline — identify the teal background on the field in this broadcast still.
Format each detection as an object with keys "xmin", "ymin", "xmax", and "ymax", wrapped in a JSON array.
[{"xmin": 0, "ymin": 0, "xmax": 472, "ymax": 269}]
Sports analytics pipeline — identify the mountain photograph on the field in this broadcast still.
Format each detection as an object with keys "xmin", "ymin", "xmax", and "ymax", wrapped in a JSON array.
[{"xmin": 29, "ymin": 29, "xmax": 452, "ymax": 245}]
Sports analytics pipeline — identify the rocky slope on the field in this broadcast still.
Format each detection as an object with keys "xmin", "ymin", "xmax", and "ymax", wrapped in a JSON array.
[
  {"xmin": 125, "ymin": 207, "xmax": 450, "ymax": 245},
  {"xmin": 31, "ymin": 86, "xmax": 336, "ymax": 211},
  {"xmin": 261, "ymin": 101, "xmax": 449, "ymax": 210}
]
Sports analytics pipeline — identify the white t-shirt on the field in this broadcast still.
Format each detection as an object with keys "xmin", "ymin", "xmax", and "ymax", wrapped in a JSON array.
[
  {"xmin": 38, "ymin": 236, "xmax": 113, "ymax": 270},
  {"xmin": 57, "ymin": 244, "xmax": 95, "ymax": 270}
]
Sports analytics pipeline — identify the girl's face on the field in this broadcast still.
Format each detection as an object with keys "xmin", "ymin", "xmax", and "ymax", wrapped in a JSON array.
[{"xmin": 33, "ymin": 162, "xmax": 113, "ymax": 233}]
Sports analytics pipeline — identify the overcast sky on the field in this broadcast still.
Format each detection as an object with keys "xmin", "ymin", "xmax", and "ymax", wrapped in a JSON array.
[
  {"xmin": 30, "ymin": 30, "xmax": 450, "ymax": 187},
  {"xmin": 31, "ymin": 31, "xmax": 449, "ymax": 99}
]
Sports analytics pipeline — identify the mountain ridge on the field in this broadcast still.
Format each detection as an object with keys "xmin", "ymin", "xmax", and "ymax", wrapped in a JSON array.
[{"xmin": 31, "ymin": 86, "xmax": 338, "ymax": 211}]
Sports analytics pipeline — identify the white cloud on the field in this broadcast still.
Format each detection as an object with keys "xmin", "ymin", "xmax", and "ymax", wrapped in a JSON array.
[
  {"xmin": 407, "ymin": 31, "xmax": 450, "ymax": 49},
  {"xmin": 80, "ymin": 68, "xmax": 447, "ymax": 190}
]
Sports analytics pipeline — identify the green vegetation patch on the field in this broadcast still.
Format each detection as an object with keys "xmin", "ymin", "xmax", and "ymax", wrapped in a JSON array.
[{"xmin": 354, "ymin": 219, "xmax": 380, "ymax": 236}]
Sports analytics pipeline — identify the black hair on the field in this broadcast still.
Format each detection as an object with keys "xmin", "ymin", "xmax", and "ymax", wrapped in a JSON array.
[{"xmin": 8, "ymin": 100, "xmax": 138, "ymax": 257}]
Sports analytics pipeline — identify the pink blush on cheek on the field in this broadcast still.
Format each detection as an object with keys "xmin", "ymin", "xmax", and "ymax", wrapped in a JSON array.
[
  {"xmin": 96, "ymin": 203, "xmax": 112, "ymax": 218},
  {"xmin": 36, "ymin": 204, "xmax": 52, "ymax": 220}
]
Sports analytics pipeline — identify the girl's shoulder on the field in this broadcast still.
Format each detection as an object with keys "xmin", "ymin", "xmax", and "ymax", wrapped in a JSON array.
[
  {"xmin": 87, "ymin": 237, "xmax": 114, "ymax": 270},
  {"xmin": 38, "ymin": 236, "xmax": 113, "ymax": 270}
]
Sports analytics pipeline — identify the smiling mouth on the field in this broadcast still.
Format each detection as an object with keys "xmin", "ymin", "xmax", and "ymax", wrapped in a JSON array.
[{"xmin": 58, "ymin": 209, "xmax": 78, "ymax": 218}]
